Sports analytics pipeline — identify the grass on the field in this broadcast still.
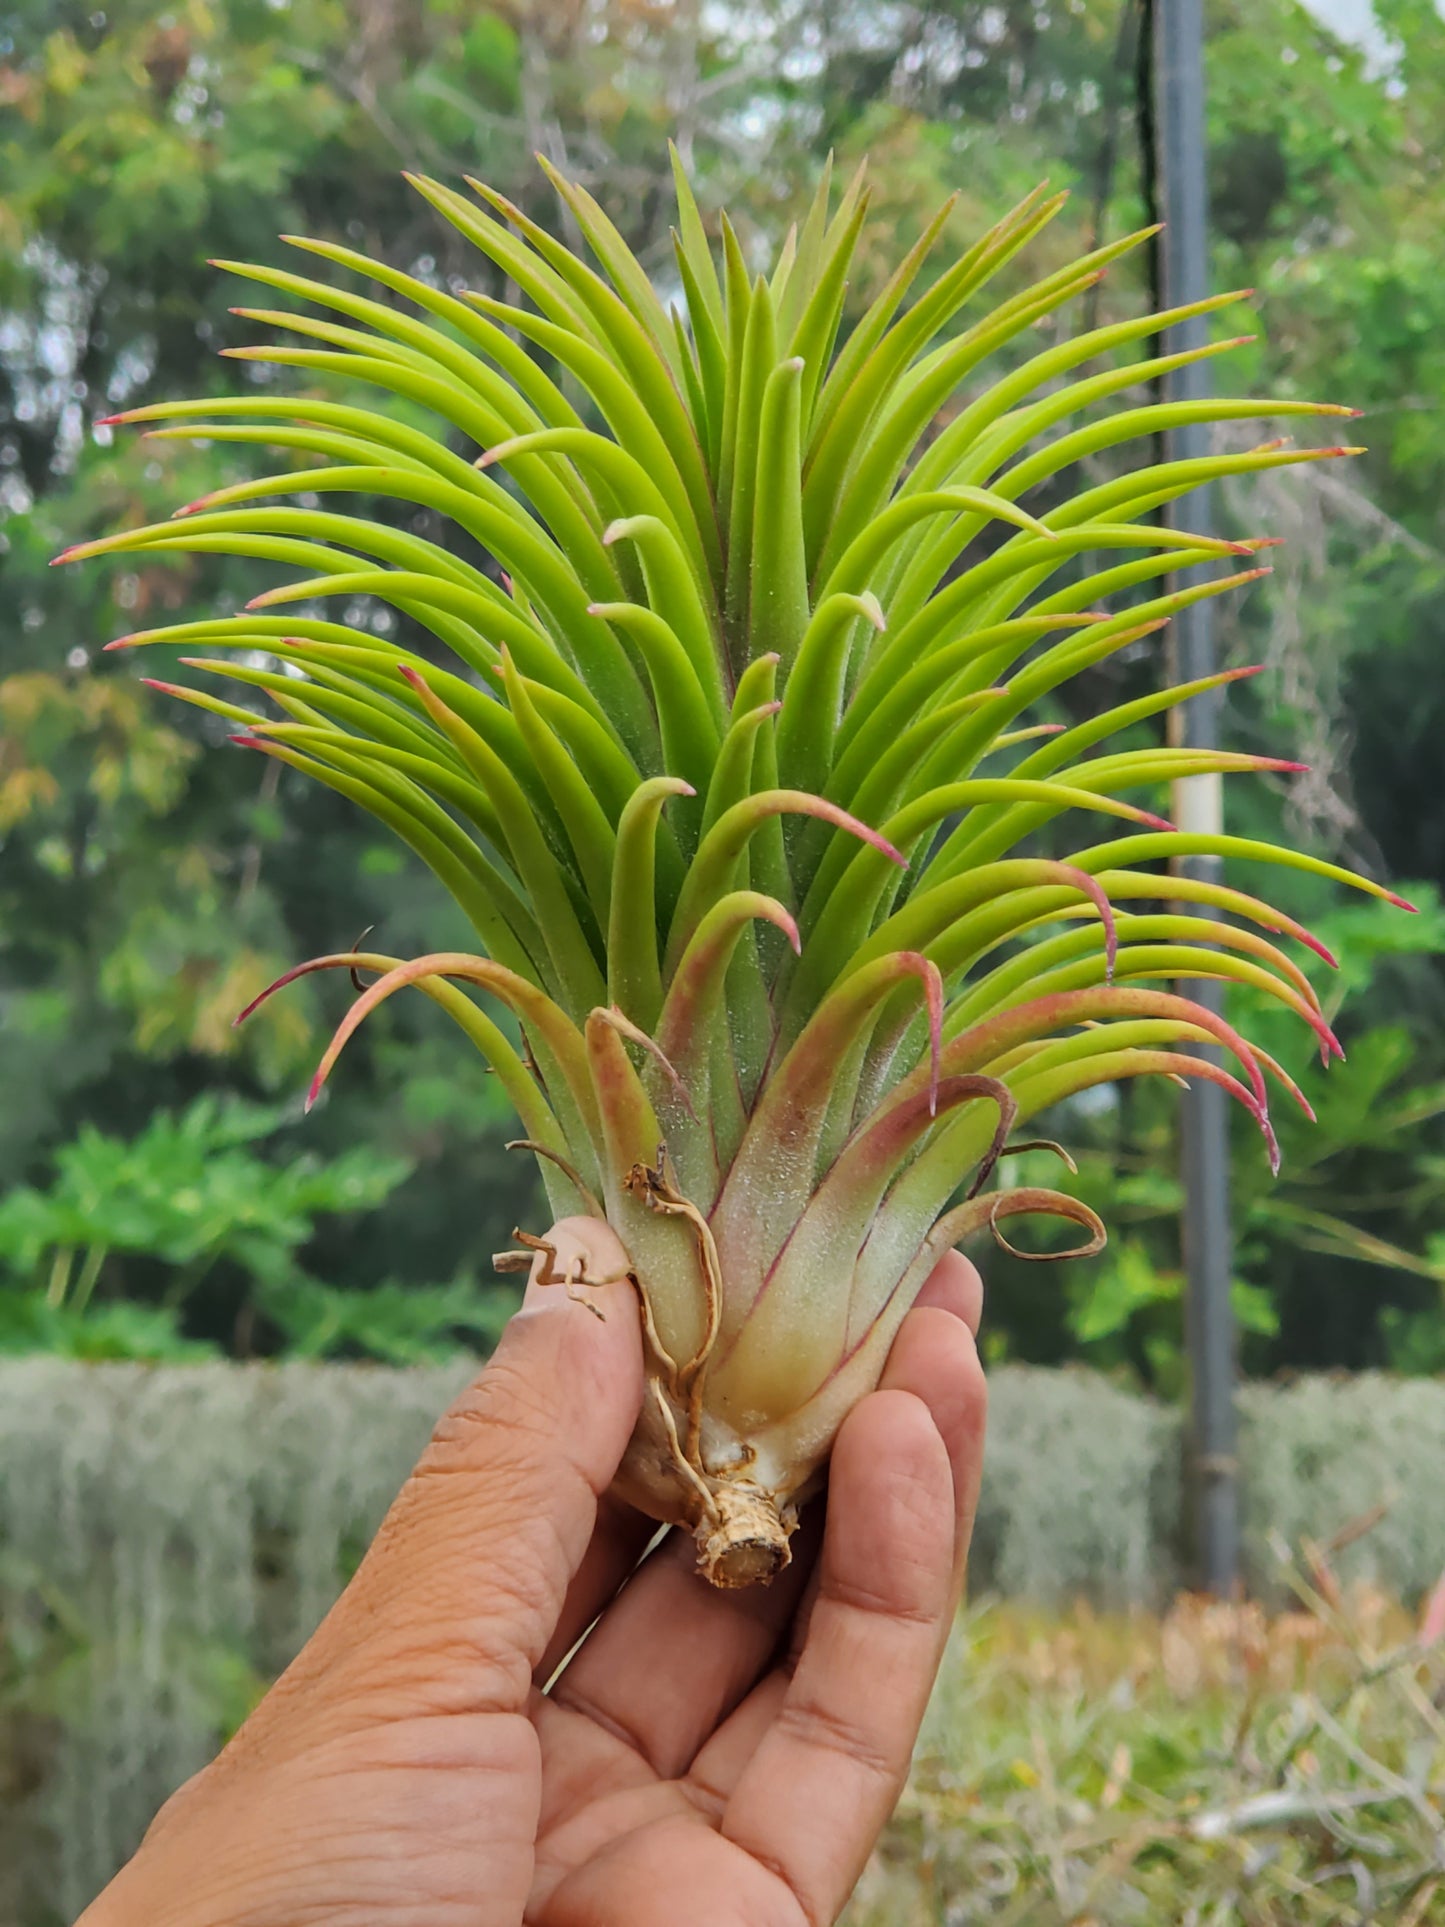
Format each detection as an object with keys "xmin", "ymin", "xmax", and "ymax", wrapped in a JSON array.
[{"xmin": 850, "ymin": 1539, "xmax": 1445, "ymax": 1925}]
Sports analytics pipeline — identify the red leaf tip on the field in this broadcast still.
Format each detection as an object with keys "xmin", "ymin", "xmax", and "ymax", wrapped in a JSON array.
[{"xmin": 1387, "ymin": 891, "xmax": 1419, "ymax": 913}]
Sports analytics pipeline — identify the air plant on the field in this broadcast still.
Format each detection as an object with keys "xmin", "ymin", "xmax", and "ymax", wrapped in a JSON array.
[{"xmin": 59, "ymin": 153, "xmax": 1407, "ymax": 1586}]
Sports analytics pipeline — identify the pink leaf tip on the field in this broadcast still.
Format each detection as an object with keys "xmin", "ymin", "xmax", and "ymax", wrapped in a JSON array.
[
  {"xmin": 1296, "ymin": 928, "xmax": 1339, "ymax": 969},
  {"xmin": 1387, "ymin": 891, "xmax": 1419, "ymax": 913}
]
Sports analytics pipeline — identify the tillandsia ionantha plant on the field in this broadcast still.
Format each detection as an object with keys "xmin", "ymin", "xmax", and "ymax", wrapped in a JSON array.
[{"xmin": 60, "ymin": 152, "xmax": 1411, "ymax": 1586}]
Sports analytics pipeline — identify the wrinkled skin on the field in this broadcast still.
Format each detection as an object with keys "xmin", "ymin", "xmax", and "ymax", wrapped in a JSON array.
[{"xmin": 80, "ymin": 1219, "xmax": 987, "ymax": 1927}]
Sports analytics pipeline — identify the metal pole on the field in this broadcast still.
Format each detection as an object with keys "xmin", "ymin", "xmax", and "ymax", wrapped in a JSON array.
[{"xmin": 1149, "ymin": 0, "xmax": 1240, "ymax": 1595}]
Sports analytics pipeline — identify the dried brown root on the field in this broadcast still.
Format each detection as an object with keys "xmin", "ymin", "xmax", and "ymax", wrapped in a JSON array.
[
  {"xmin": 624, "ymin": 1148, "xmax": 722, "ymax": 1465},
  {"xmin": 503, "ymin": 1139, "xmax": 606, "ymax": 1219},
  {"xmin": 491, "ymin": 1228, "xmax": 628, "ymax": 1319}
]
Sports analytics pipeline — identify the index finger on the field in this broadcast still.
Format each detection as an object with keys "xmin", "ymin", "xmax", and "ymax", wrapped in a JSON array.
[{"xmin": 272, "ymin": 1217, "xmax": 644, "ymax": 1724}]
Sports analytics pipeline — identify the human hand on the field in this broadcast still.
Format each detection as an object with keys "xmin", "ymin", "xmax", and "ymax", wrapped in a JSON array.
[{"xmin": 80, "ymin": 1218, "xmax": 987, "ymax": 1927}]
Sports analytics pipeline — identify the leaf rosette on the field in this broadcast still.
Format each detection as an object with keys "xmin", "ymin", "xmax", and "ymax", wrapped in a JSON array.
[{"xmin": 64, "ymin": 153, "xmax": 1407, "ymax": 1585}]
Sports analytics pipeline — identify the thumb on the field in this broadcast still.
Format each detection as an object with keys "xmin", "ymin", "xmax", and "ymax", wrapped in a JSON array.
[{"xmin": 279, "ymin": 1218, "xmax": 644, "ymax": 1723}]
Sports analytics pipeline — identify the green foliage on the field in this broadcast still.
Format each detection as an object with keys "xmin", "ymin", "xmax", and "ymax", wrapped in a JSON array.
[
  {"xmin": 0, "ymin": 1091, "xmax": 409, "ymax": 1295},
  {"xmin": 261, "ymin": 1275, "xmax": 515, "ymax": 1364},
  {"xmin": 1063, "ymin": 1237, "xmax": 1278, "ymax": 1395},
  {"xmin": 0, "ymin": 1293, "xmax": 212, "ymax": 1362},
  {"xmin": 0, "ymin": 1094, "xmax": 517, "ymax": 1362}
]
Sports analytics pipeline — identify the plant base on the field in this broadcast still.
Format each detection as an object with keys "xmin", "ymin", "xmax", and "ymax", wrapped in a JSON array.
[{"xmin": 694, "ymin": 1477, "xmax": 797, "ymax": 1587}]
